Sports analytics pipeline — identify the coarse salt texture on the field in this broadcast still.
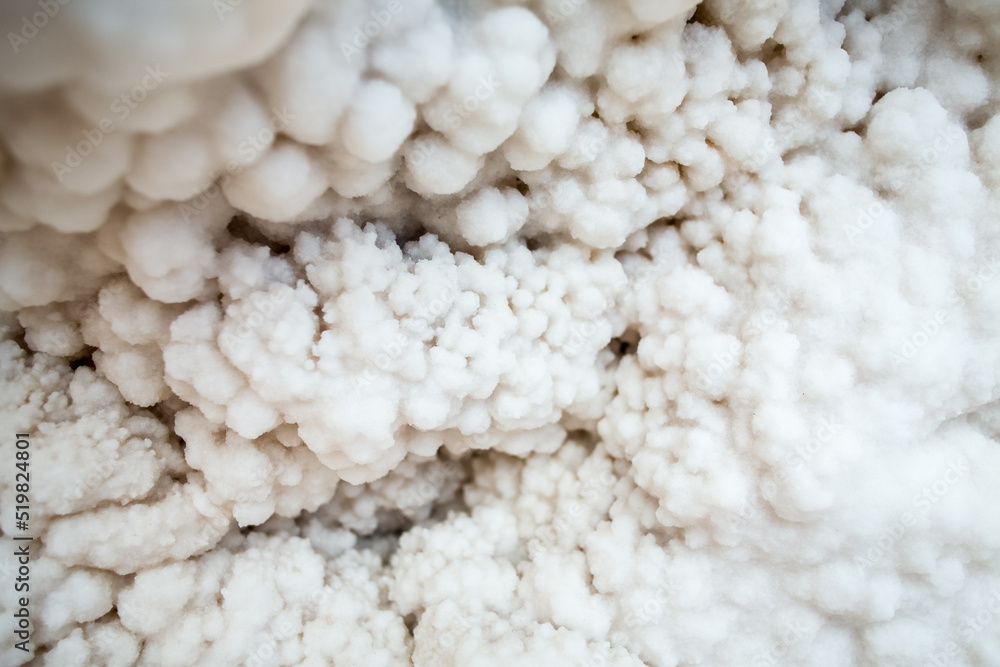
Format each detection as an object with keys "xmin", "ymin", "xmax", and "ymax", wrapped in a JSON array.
[{"xmin": 1, "ymin": 0, "xmax": 999, "ymax": 665}]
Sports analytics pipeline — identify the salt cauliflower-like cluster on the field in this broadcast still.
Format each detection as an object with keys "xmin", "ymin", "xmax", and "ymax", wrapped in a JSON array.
[{"xmin": 1, "ymin": 0, "xmax": 1000, "ymax": 664}]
